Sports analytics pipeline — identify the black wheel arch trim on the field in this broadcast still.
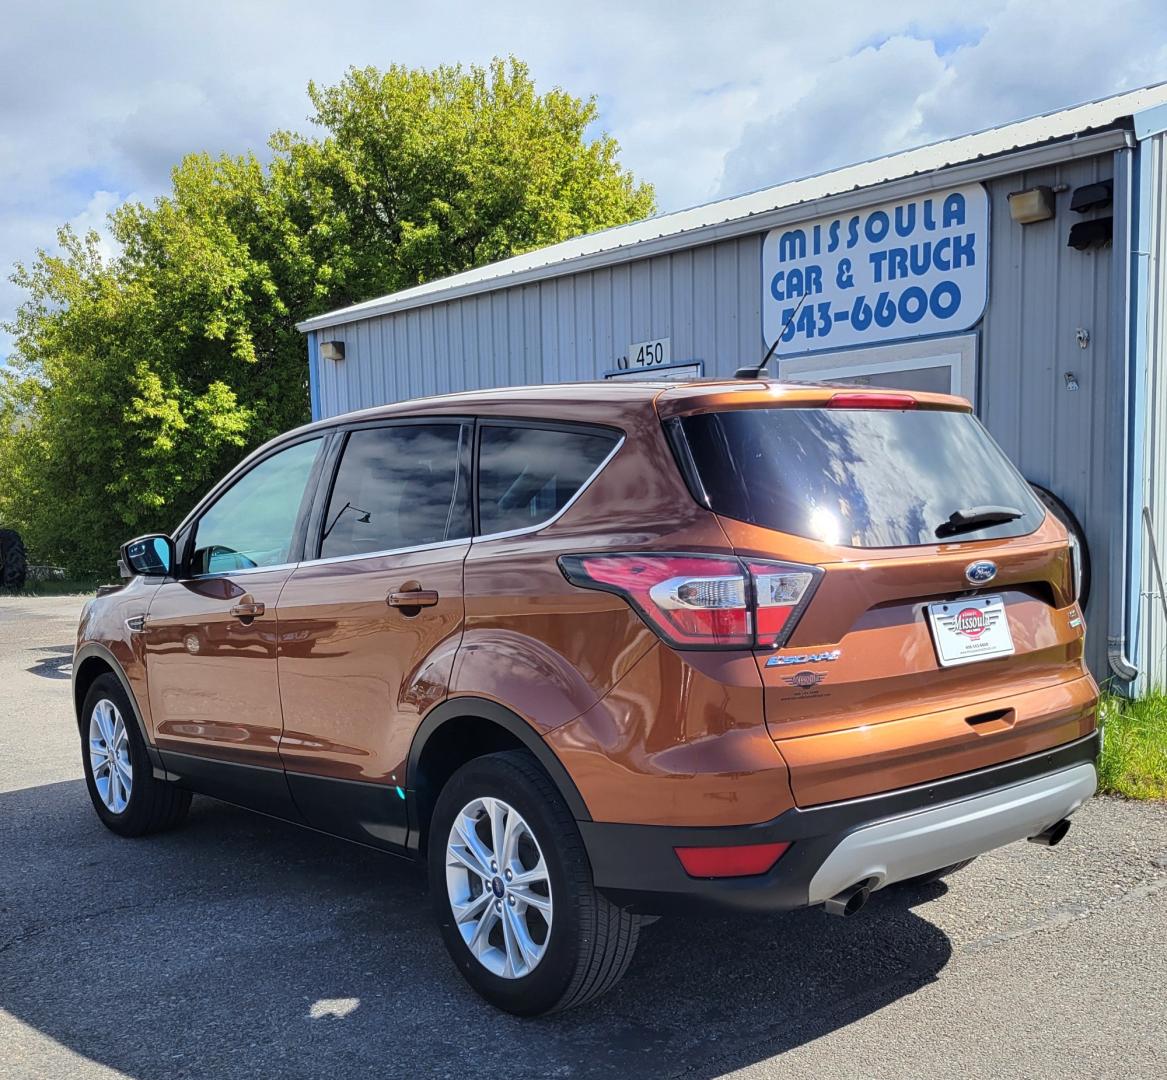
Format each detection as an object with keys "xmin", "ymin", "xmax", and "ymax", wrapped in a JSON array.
[
  {"xmin": 72, "ymin": 643, "xmax": 167, "ymax": 773},
  {"xmin": 1029, "ymin": 480, "xmax": 1092, "ymax": 610},
  {"xmin": 407, "ymin": 697, "xmax": 592, "ymax": 823}
]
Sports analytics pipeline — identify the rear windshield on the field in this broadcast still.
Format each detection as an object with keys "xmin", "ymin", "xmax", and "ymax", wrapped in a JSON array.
[{"xmin": 679, "ymin": 407, "xmax": 1044, "ymax": 548}]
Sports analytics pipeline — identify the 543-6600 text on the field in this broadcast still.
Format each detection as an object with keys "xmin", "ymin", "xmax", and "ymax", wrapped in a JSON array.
[{"xmin": 777, "ymin": 281, "xmax": 963, "ymax": 341}]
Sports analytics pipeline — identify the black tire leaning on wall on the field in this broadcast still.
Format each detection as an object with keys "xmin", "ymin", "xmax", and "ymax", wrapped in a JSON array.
[
  {"xmin": 0, "ymin": 529, "xmax": 28, "ymax": 591},
  {"xmin": 1029, "ymin": 484, "xmax": 1091, "ymax": 611}
]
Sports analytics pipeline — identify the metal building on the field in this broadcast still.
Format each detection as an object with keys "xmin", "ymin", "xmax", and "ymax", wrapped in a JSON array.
[{"xmin": 297, "ymin": 84, "xmax": 1167, "ymax": 692}]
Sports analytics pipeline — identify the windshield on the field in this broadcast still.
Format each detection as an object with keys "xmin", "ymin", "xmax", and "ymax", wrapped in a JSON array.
[{"xmin": 679, "ymin": 407, "xmax": 1044, "ymax": 548}]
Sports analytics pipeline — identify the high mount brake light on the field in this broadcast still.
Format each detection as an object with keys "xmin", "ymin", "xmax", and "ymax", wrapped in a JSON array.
[
  {"xmin": 559, "ymin": 553, "xmax": 822, "ymax": 650},
  {"xmin": 827, "ymin": 392, "xmax": 917, "ymax": 410}
]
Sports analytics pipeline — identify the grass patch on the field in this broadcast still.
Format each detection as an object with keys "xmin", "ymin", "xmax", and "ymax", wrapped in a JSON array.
[
  {"xmin": 1098, "ymin": 691, "xmax": 1167, "ymax": 800},
  {"xmin": 3, "ymin": 577, "xmax": 108, "ymax": 597}
]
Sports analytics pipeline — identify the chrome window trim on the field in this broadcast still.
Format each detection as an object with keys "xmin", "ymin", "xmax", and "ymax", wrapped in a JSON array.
[
  {"xmin": 472, "ymin": 434, "xmax": 626, "ymax": 544},
  {"xmin": 188, "ymin": 538, "xmax": 471, "ymax": 578},
  {"xmin": 298, "ymin": 535, "xmax": 470, "ymax": 568},
  {"xmin": 181, "ymin": 426, "xmax": 625, "ymax": 577},
  {"xmin": 188, "ymin": 560, "xmax": 300, "ymax": 581}
]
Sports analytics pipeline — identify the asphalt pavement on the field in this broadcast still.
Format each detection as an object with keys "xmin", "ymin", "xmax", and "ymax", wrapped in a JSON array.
[{"xmin": 1, "ymin": 594, "xmax": 1165, "ymax": 1079}]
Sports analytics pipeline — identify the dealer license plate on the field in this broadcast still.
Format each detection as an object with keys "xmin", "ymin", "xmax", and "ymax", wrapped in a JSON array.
[{"xmin": 926, "ymin": 594, "xmax": 1015, "ymax": 667}]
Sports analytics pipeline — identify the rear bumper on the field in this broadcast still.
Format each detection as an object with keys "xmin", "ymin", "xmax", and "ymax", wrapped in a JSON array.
[{"xmin": 579, "ymin": 732, "xmax": 1099, "ymax": 915}]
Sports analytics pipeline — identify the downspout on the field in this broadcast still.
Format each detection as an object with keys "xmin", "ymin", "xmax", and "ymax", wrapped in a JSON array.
[{"xmin": 1106, "ymin": 134, "xmax": 1140, "ymax": 684}]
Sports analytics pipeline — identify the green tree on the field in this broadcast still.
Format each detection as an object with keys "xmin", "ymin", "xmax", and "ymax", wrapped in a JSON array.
[{"xmin": 0, "ymin": 58, "xmax": 654, "ymax": 575}]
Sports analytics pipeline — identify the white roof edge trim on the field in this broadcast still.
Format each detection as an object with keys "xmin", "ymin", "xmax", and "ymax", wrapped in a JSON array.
[{"xmin": 298, "ymin": 81, "xmax": 1167, "ymax": 335}]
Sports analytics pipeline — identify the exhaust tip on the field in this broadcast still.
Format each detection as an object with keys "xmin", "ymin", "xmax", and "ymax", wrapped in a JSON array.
[
  {"xmin": 824, "ymin": 881, "xmax": 871, "ymax": 917},
  {"xmin": 1028, "ymin": 818, "xmax": 1072, "ymax": 847}
]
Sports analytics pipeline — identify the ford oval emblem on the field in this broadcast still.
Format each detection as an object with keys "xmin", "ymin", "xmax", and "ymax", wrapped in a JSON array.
[{"xmin": 965, "ymin": 560, "xmax": 997, "ymax": 585}]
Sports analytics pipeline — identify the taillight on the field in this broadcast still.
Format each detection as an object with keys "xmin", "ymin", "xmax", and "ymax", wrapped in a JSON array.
[
  {"xmin": 1068, "ymin": 535, "xmax": 1083, "ymax": 603},
  {"xmin": 559, "ymin": 553, "xmax": 821, "ymax": 650},
  {"xmin": 747, "ymin": 559, "xmax": 823, "ymax": 647},
  {"xmin": 559, "ymin": 554, "xmax": 752, "ymax": 648},
  {"xmin": 827, "ymin": 392, "xmax": 917, "ymax": 409}
]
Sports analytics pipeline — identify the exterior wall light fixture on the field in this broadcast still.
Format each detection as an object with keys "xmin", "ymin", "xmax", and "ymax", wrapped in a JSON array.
[{"xmin": 1007, "ymin": 186, "xmax": 1056, "ymax": 224}]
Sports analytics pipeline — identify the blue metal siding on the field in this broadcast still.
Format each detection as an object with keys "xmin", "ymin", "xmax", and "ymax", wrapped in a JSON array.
[
  {"xmin": 310, "ymin": 231, "xmax": 766, "ymax": 413},
  {"xmin": 976, "ymin": 155, "xmax": 1120, "ymax": 678},
  {"xmin": 1132, "ymin": 130, "xmax": 1167, "ymax": 689},
  {"xmin": 306, "ymin": 333, "xmax": 321, "ymax": 420}
]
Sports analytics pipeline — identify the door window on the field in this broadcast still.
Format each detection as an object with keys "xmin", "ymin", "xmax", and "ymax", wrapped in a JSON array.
[
  {"xmin": 477, "ymin": 425, "xmax": 619, "ymax": 535},
  {"xmin": 190, "ymin": 438, "xmax": 322, "ymax": 576},
  {"xmin": 319, "ymin": 423, "xmax": 471, "ymax": 560}
]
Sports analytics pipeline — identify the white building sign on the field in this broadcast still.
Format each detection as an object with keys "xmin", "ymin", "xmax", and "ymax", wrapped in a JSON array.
[{"xmin": 761, "ymin": 183, "xmax": 989, "ymax": 355}]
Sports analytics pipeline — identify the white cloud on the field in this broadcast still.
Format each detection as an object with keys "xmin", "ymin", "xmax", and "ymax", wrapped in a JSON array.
[
  {"xmin": 720, "ymin": 36, "xmax": 950, "ymax": 195},
  {"xmin": 1, "ymin": 0, "xmax": 1165, "ymax": 362},
  {"xmin": 719, "ymin": 0, "xmax": 1167, "ymax": 196}
]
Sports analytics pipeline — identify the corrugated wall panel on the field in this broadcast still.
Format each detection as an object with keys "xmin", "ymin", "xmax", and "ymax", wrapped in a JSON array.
[
  {"xmin": 692, "ymin": 244, "xmax": 718, "ymax": 369},
  {"xmin": 311, "ymin": 230, "xmax": 770, "ymax": 406},
  {"xmin": 742, "ymin": 237, "xmax": 759, "ymax": 361},
  {"xmin": 611, "ymin": 263, "xmax": 632, "ymax": 366},
  {"xmin": 574, "ymin": 274, "xmax": 594, "ymax": 382},
  {"xmin": 629, "ymin": 259, "xmax": 650, "ymax": 345},
  {"xmin": 978, "ymin": 156, "xmax": 1118, "ymax": 677},
  {"xmin": 1138, "ymin": 132, "xmax": 1167, "ymax": 687}
]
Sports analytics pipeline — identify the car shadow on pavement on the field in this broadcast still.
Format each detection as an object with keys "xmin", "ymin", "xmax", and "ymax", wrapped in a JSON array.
[
  {"xmin": 0, "ymin": 779, "xmax": 953, "ymax": 1080},
  {"xmin": 25, "ymin": 644, "xmax": 74, "ymax": 681}
]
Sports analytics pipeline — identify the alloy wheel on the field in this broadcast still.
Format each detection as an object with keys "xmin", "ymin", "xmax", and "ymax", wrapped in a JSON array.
[
  {"xmin": 445, "ymin": 796, "xmax": 553, "ymax": 979},
  {"xmin": 89, "ymin": 698, "xmax": 132, "ymax": 814}
]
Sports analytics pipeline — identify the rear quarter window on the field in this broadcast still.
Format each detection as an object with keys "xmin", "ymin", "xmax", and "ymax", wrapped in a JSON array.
[
  {"xmin": 477, "ymin": 424, "xmax": 619, "ymax": 535},
  {"xmin": 679, "ymin": 407, "xmax": 1044, "ymax": 548}
]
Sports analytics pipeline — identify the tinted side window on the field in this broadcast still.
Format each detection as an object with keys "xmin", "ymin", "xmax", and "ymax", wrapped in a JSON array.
[
  {"xmin": 320, "ymin": 423, "xmax": 471, "ymax": 559},
  {"xmin": 191, "ymin": 438, "xmax": 322, "ymax": 576},
  {"xmin": 477, "ymin": 425, "xmax": 619, "ymax": 535}
]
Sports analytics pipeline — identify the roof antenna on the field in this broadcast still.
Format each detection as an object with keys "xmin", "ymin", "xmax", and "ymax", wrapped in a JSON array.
[{"xmin": 734, "ymin": 290, "xmax": 809, "ymax": 380}]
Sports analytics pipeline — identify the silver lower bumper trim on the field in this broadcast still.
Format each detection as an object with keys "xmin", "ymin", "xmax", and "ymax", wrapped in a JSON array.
[{"xmin": 807, "ymin": 762, "xmax": 1097, "ymax": 904}]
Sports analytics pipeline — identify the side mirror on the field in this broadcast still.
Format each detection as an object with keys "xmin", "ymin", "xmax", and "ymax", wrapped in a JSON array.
[{"xmin": 121, "ymin": 534, "xmax": 175, "ymax": 578}]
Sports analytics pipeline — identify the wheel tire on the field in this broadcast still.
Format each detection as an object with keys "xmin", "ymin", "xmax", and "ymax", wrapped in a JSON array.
[
  {"xmin": 428, "ymin": 750, "xmax": 639, "ymax": 1016},
  {"xmin": 0, "ymin": 529, "xmax": 27, "ymax": 591},
  {"xmin": 899, "ymin": 857, "xmax": 976, "ymax": 888},
  {"xmin": 80, "ymin": 673, "xmax": 191, "ymax": 837}
]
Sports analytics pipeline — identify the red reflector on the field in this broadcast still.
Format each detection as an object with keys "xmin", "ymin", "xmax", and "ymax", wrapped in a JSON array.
[
  {"xmin": 674, "ymin": 842, "xmax": 791, "ymax": 878},
  {"xmin": 827, "ymin": 392, "xmax": 917, "ymax": 410}
]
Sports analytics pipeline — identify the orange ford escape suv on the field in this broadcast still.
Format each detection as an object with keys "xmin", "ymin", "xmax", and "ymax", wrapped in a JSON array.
[{"xmin": 74, "ymin": 379, "xmax": 1098, "ymax": 1015}]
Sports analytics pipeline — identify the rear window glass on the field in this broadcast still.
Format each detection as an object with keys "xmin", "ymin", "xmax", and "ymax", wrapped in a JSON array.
[
  {"xmin": 478, "ymin": 425, "xmax": 618, "ymax": 535},
  {"xmin": 680, "ymin": 407, "xmax": 1044, "ymax": 548}
]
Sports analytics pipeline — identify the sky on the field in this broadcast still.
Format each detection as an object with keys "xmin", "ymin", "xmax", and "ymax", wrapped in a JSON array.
[{"xmin": 3, "ymin": 0, "xmax": 1167, "ymax": 362}]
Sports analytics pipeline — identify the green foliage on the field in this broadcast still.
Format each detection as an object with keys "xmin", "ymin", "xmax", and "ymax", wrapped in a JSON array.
[
  {"xmin": 1098, "ymin": 691, "xmax": 1167, "ymax": 800},
  {"xmin": 0, "ymin": 57, "xmax": 654, "ymax": 575}
]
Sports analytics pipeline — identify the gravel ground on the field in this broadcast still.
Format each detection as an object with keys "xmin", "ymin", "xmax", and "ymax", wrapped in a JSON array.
[{"xmin": 1, "ymin": 594, "xmax": 1165, "ymax": 1079}]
